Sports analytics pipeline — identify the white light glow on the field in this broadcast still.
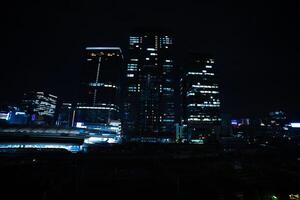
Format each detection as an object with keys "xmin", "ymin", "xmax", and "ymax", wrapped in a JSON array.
[
  {"xmin": 187, "ymin": 72, "xmax": 202, "ymax": 75},
  {"xmin": 15, "ymin": 112, "xmax": 26, "ymax": 115},
  {"xmin": 0, "ymin": 143, "xmax": 81, "ymax": 153},
  {"xmin": 0, "ymin": 113, "xmax": 9, "ymax": 120},
  {"xmin": 76, "ymin": 122, "xmax": 87, "ymax": 128},
  {"xmin": 77, "ymin": 106, "xmax": 118, "ymax": 111},
  {"xmin": 291, "ymin": 123, "xmax": 300, "ymax": 128},
  {"xmin": 147, "ymin": 48, "xmax": 156, "ymax": 51},
  {"xmin": 84, "ymin": 137, "xmax": 118, "ymax": 144}
]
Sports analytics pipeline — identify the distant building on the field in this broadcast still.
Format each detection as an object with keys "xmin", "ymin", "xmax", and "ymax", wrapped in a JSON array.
[
  {"xmin": 180, "ymin": 54, "xmax": 221, "ymax": 143},
  {"xmin": 287, "ymin": 122, "xmax": 300, "ymax": 137},
  {"xmin": 56, "ymin": 103, "xmax": 74, "ymax": 128},
  {"xmin": 220, "ymin": 113, "xmax": 233, "ymax": 137},
  {"xmin": 123, "ymin": 30, "xmax": 177, "ymax": 140},
  {"xmin": 0, "ymin": 105, "xmax": 28, "ymax": 125},
  {"xmin": 21, "ymin": 91, "xmax": 57, "ymax": 125},
  {"xmin": 72, "ymin": 47, "xmax": 123, "ymax": 135},
  {"xmin": 268, "ymin": 111, "xmax": 287, "ymax": 126},
  {"xmin": 230, "ymin": 111, "xmax": 290, "ymax": 142}
]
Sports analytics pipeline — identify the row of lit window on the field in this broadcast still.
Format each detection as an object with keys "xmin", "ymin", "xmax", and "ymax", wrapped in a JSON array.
[
  {"xmin": 191, "ymin": 84, "xmax": 218, "ymax": 89},
  {"xmin": 186, "ymin": 91, "xmax": 219, "ymax": 98},
  {"xmin": 129, "ymin": 37, "xmax": 140, "ymax": 45},
  {"xmin": 77, "ymin": 106, "xmax": 119, "ymax": 111},
  {"xmin": 187, "ymin": 72, "xmax": 214, "ymax": 76},
  {"xmin": 89, "ymin": 52, "xmax": 119, "ymax": 57},
  {"xmin": 187, "ymin": 104, "xmax": 220, "ymax": 107},
  {"xmin": 189, "ymin": 114, "xmax": 218, "ymax": 118},
  {"xmin": 187, "ymin": 118, "xmax": 220, "ymax": 122},
  {"xmin": 199, "ymin": 90, "xmax": 219, "ymax": 94},
  {"xmin": 204, "ymin": 73, "xmax": 215, "ymax": 76},
  {"xmin": 89, "ymin": 83, "xmax": 117, "ymax": 88},
  {"xmin": 127, "ymin": 63, "xmax": 138, "ymax": 71},
  {"xmin": 186, "ymin": 90, "xmax": 219, "ymax": 95},
  {"xmin": 160, "ymin": 37, "xmax": 173, "ymax": 45},
  {"xmin": 161, "ymin": 87, "xmax": 174, "ymax": 92},
  {"xmin": 187, "ymin": 72, "xmax": 202, "ymax": 75},
  {"xmin": 128, "ymin": 86, "xmax": 138, "ymax": 92},
  {"xmin": 206, "ymin": 59, "xmax": 215, "ymax": 64},
  {"xmin": 146, "ymin": 48, "xmax": 156, "ymax": 51},
  {"xmin": 202, "ymin": 101, "xmax": 220, "ymax": 105},
  {"xmin": 128, "ymin": 84, "xmax": 141, "ymax": 92}
]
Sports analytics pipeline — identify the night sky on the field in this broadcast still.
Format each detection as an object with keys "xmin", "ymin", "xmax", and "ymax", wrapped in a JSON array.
[{"xmin": 0, "ymin": 0, "xmax": 299, "ymax": 118}]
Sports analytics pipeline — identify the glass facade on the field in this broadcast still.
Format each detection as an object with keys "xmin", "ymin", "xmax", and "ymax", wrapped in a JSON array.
[
  {"xmin": 180, "ymin": 55, "xmax": 221, "ymax": 142},
  {"xmin": 123, "ymin": 32, "xmax": 177, "ymax": 139},
  {"xmin": 74, "ymin": 47, "xmax": 123, "ymax": 133}
]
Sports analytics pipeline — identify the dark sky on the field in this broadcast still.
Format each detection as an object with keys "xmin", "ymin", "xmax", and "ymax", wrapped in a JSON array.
[{"xmin": 0, "ymin": 0, "xmax": 299, "ymax": 118}]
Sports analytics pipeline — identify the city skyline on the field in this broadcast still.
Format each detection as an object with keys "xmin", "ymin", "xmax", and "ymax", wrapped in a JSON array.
[
  {"xmin": 1, "ymin": 1, "xmax": 300, "ymax": 119},
  {"xmin": 1, "ymin": 2, "xmax": 300, "ymax": 199}
]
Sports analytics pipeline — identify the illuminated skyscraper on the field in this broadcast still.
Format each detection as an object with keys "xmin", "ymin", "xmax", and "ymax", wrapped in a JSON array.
[
  {"xmin": 180, "ymin": 54, "xmax": 221, "ymax": 143},
  {"xmin": 74, "ymin": 47, "xmax": 123, "ymax": 133},
  {"xmin": 123, "ymin": 31, "xmax": 177, "ymax": 140}
]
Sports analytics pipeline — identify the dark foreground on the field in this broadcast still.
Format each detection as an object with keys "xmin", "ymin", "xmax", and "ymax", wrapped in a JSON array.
[{"xmin": 0, "ymin": 142, "xmax": 300, "ymax": 200}]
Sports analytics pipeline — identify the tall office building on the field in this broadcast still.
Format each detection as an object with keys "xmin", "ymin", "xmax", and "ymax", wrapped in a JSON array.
[
  {"xmin": 180, "ymin": 54, "xmax": 221, "ymax": 143},
  {"xmin": 74, "ymin": 47, "xmax": 123, "ymax": 133},
  {"xmin": 21, "ymin": 91, "xmax": 57, "ymax": 125},
  {"xmin": 123, "ymin": 31, "xmax": 177, "ymax": 140}
]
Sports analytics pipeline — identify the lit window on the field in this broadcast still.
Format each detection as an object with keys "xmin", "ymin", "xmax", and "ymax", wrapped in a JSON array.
[
  {"xmin": 129, "ymin": 36, "xmax": 140, "ymax": 45},
  {"xmin": 127, "ymin": 63, "xmax": 138, "ymax": 71},
  {"xmin": 128, "ymin": 86, "xmax": 137, "ymax": 92},
  {"xmin": 147, "ymin": 48, "xmax": 156, "ymax": 51},
  {"xmin": 127, "ymin": 74, "xmax": 134, "ymax": 77},
  {"xmin": 204, "ymin": 73, "xmax": 215, "ymax": 76},
  {"xmin": 187, "ymin": 72, "xmax": 202, "ymax": 75}
]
